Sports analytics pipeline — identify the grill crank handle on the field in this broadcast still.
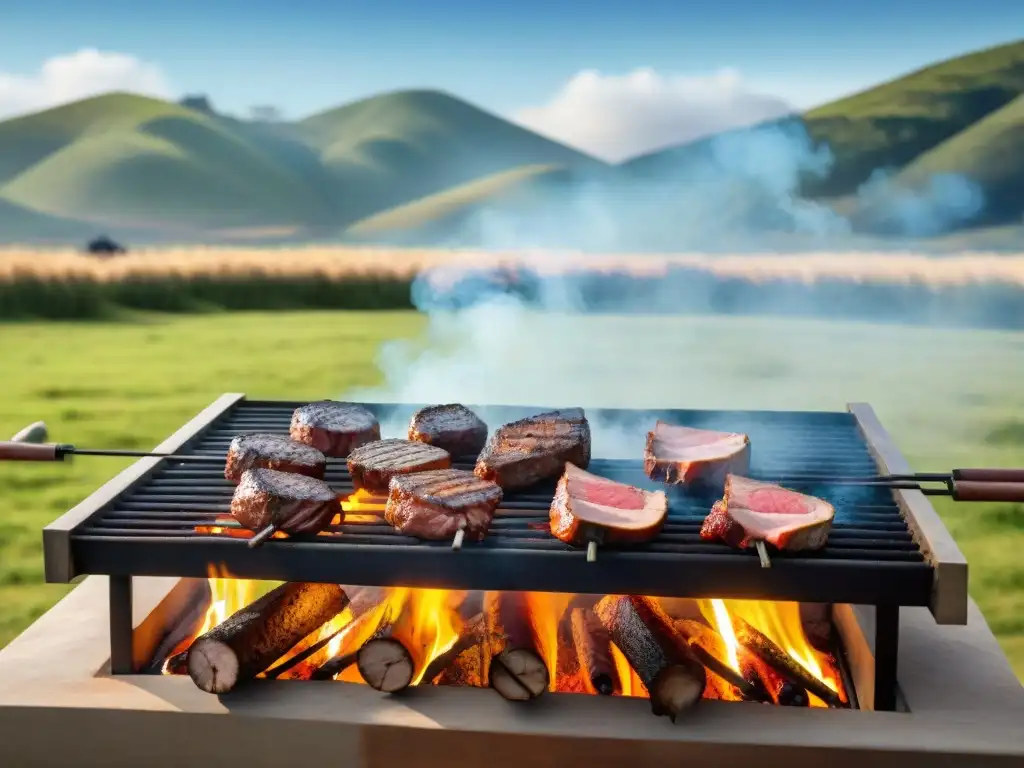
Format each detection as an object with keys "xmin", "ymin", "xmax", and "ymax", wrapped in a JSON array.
[
  {"xmin": 949, "ymin": 481, "xmax": 1024, "ymax": 503},
  {"xmin": 0, "ymin": 441, "xmax": 72, "ymax": 462}
]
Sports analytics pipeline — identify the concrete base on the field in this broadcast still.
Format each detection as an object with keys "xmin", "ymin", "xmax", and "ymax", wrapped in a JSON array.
[{"xmin": 1, "ymin": 576, "xmax": 1022, "ymax": 768}]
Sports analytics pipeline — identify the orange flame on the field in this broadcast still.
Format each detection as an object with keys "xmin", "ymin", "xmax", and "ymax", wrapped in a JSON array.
[{"xmin": 196, "ymin": 564, "xmax": 258, "ymax": 635}]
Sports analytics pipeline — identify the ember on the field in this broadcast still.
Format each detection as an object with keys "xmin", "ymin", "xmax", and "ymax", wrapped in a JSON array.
[{"xmin": 158, "ymin": 566, "xmax": 848, "ymax": 714}]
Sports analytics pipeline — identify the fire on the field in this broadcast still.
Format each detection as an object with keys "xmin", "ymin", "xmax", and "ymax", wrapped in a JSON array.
[
  {"xmin": 341, "ymin": 489, "xmax": 386, "ymax": 514},
  {"xmin": 197, "ymin": 565, "xmax": 258, "ymax": 635},
  {"xmin": 163, "ymin": 573, "xmax": 847, "ymax": 709}
]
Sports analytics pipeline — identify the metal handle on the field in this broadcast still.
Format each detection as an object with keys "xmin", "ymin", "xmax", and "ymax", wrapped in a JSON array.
[
  {"xmin": 951, "ymin": 481, "xmax": 1024, "ymax": 503},
  {"xmin": 0, "ymin": 441, "xmax": 65, "ymax": 461},
  {"xmin": 952, "ymin": 468, "xmax": 1024, "ymax": 483}
]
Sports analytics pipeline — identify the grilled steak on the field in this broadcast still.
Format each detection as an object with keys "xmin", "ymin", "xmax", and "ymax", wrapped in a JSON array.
[
  {"xmin": 700, "ymin": 474, "xmax": 834, "ymax": 551},
  {"xmin": 550, "ymin": 463, "xmax": 668, "ymax": 547},
  {"xmin": 644, "ymin": 421, "xmax": 750, "ymax": 492},
  {"xmin": 386, "ymin": 469, "xmax": 503, "ymax": 540},
  {"xmin": 224, "ymin": 433, "xmax": 326, "ymax": 485},
  {"xmin": 231, "ymin": 468, "xmax": 341, "ymax": 535},
  {"xmin": 290, "ymin": 401, "xmax": 380, "ymax": 458},
  {"xmin": 474, "ymin": 408, "xmax": 591, "ymax": 491},
  {"xmin": 408, "ymin": 403, "xmax": 488, "ymax": 457},
  {"xmin": 347, "ymin": 439, "xmax": 452, "ymax": 494}
]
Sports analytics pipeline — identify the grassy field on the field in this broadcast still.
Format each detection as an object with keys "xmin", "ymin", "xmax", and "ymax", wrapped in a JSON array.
[{"xmin": 0, "ymin": 309, "xmax": 1022, "ymax": 680}]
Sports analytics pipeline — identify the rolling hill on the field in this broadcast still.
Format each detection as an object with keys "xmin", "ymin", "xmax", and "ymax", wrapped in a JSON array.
[{"xmin": 0, "ymin": 38, "xmax": 1022, "ymax": 248}]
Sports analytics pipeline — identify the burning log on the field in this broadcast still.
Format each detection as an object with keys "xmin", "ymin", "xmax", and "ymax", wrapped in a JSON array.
[
  {"xmin": 357, "ymin": 632, "xmax": 415, "ymax": 693},
  {"xmin": 484, "ymin": 592, "xmax": 549, "ymax": 701},
  {"xmin": 778, "ymin": 682, "xmax": 810, "ymax": 707},
  {"xmin": 186, "ymin": 582, "xmax": 347, "ymax": 694},
  {"xmin": 732, "ymin": 616, "xmax": 845, "ymax": 708},
  {"xmin": 673, "ymin": 619, "xmax": 771, "ymax": 703},
  {"xmin": 308, "ymin": 589, "xmax": 392, "ymax": 681},
  {"xmin": 594, "ymin": 596, "xmax": 706, "ymax": 721},
  {"xmin": 570, "ymin": 608, "xmax": 618, "ymax": 695},
  {"xmin": 420, "ymin": 612, "xmax": 487, "ymax": 685}
]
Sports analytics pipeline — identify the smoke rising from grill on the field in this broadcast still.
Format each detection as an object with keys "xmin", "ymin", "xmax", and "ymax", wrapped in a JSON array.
[{"xmin": 346, "ymin": 121, "xmax": 1015, "ymax": 460}]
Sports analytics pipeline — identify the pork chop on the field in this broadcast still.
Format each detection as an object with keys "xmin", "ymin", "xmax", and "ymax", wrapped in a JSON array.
[
  {"xmin": 290, "ymin": 401, "xmax": 380, "ymax": 457},
  {"xmin": 347, "ymin": 439, "xmax": 452, "ymax": 494},
  {"xmin": 231, "ymin": 468, "xmax": 341, "ymax": 535},
  {"xmin": 644, "ymin": 421, "xmax": 750, "ymax": 492},
  {"xmin": 700, "ymin": 474, "xmax": 834, "ymax": 551},
  {"xmin": 408, "ymin": 403, "xmax": 488, "ymax": 457},
  {"xmin": 550, "ymin": 463, "xmax": 668, "ymax": 547},
  {"xmin": 224, "ymin": 433, "xmax": 327, "ymax": 485},
  {"xmin": 474, "ymin": 408, "xmax": 591, "ymax": 491},
  {"xmin": 386, "ymin": 469, "xmax": 503, "ymax": 541}
]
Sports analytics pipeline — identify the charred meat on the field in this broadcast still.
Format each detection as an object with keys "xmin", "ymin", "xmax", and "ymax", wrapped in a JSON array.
[
  {"xmin": 347, "ymin": 439, "xmax": 452, "ymax": 494},
  {"xmin": 230, "ymin": 468, "xmax": 341, "ymax": 536},
  {"xmin": 224, "ymin": 433, "xmax": 326, "ymax": 485},
  {"xmin": 550, "ymin": 463, "xmax": 667, "ymax": 547},
  {"xmin": 474, "ymin": 408, "xmax": 591, "ymax": 491},
  {"xmin": 644, "ymin": 421, "xmax": 750, "ymax": 492},
  {"xmin": 700, "ymin": 474, "xmax": 834, "ymax": 551},
  {"xmin": 408, "ymin": 403, "xmax": 488, "ymax": 457},
  {"xmin": 386, "ymin": 469, "xmax": 503, "ymax": 541},
  {"xmin": 290, "ymin": 401, "xmax": 380, "ymax": 458}
]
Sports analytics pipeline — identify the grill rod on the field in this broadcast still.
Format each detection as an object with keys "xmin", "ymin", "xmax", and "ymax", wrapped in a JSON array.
[{"xmin": 0, "ymin": 442, "xmax": 220, "ymax": 463}]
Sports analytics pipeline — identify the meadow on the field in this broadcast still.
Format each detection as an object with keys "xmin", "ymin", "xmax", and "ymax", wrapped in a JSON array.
[{"xmin": 0, "ymin": 308, "xmax": 1021, "ymax": 680}]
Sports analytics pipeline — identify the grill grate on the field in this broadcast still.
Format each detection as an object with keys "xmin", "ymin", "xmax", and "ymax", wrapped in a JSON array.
[{"xmin": 63, "ymin": 400, "xmax": 933, "ymax": 606}]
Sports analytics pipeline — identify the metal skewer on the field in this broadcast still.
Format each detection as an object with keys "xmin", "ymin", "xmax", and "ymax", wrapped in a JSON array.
[
  {"xmin": 0, "ymin": 441, "xmax": 223, "ymax": 462},
  {"xmin": 451, "ymin": 521, "xmax": 467, "ymax": 551},
  {"xmin": 754, "ymin": 541, "xmax": 771, "ymax": 569}
]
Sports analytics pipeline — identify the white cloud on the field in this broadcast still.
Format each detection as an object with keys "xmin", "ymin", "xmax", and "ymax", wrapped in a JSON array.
[
  {"xmin": 513, "ymin": 68, "xmax": 795, "ymax": 163},
  {"xmin": 0, "ymin": 49, "xmax": 172, "ymax": 120}
]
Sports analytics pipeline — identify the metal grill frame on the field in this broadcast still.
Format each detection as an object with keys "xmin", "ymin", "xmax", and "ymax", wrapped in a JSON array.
[{"xmin": 41, "ymin": 393, "xmax": 969, "ymax": 712}]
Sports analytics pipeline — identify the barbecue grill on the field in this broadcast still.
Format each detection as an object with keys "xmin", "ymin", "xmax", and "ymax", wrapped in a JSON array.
[{"xmin": 41, "ymin": 393, "xmax": 969, "ymax": 713}]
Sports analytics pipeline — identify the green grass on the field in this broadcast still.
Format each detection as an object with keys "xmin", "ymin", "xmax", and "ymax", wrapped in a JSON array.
[{"xmin": 0, "ymin": 310, "xmax": 1022, "ymax": 681}]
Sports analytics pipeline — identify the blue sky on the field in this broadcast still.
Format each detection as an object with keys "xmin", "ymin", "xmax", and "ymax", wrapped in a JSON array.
[{"xmin": 2, "ymin": 0, "xmax": 1021, "ymax": 120}]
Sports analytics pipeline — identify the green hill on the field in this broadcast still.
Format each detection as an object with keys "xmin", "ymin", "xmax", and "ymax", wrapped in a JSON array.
[
  {"xmin": 891, "ymin": 94, "xmax": 1024, "ymax": 223},
  {"xmin": 297, "ymin": 89, "xmax": 605, "ymax": 224},
  {"xmin": 618, "ymin": 39, "xmax": 1024, "ymax": 227}
]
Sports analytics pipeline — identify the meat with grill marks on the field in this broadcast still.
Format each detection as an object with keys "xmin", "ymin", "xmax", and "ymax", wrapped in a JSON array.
[
  {"xmin": 224, "ymin": 433, "xmax": 327, "ymax": 485},
  {"xmin": 347, "ymin": 439, "xmax": 452, "ymax": 494},
  {"xmin": 386, "ymin": 469, "xmax": 503, "ymax": 541},
  {"xmin": 644, "ymin": 421, "xmax": 750, "ymax": 492},
  {"xmin": 408, "ymin": 403, "xmax": 488, "ymax": 457},
  {"xmin": 230, "ymin": 468, "xmax": 341, "ymax": 536},
  {"xmin": 474, "ymin": 408, "xmax": 591, "ymax": 491},
  {"xmin": 290, "ymin": 401, "xmax": 380, "ymax": 458}
]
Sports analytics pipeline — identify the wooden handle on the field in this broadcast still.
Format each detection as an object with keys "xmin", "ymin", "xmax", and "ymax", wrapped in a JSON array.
[
  {"xmin": 0, "ymin": 441, "xmax": 62, "ymax": 461},
  {"xmin": 952, "ymin": 481, "xmax": 1024, "ymax": 503},
  {"xmin": 952, "ymin": 468, "xmax": 1024, "ymax": 483}
]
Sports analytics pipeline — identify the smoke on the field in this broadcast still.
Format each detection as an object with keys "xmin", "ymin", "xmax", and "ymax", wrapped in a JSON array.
[
  {"xmin": 853, "ymin": 169, "xmax": 986, "ymax": 237},
  {"xmin": 344, "ymin": 119, "xmax": 1003, "ymax": 457}
]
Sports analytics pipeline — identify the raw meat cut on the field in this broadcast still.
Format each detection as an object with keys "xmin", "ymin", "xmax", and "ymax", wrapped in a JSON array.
[
  {"xmin": 224, "ymin": 433, "xmax": 326, "ymax": 485},
  {"xmin": 408, "ymin": 403, "xmax": 488, "ymax": 457},
  {"xmin": 386, "ymin": 469, "xmax": 503, "ymax": 541},
  {"xmin": 644, "ymin": 421, "xmax": 750, "ymax": 491},
  {"xmin": 230, "ymin": 468, "xmax": 341, "ymax": 535},
  {"xmin": 290, "ymin": 401, "xmax": 380, "ymax": 457},
  {"xmin": 347, "ymin": 439, "xmax": 452, "ymax": 494},
  {"xmin": 475, "ymin": 408, "xmax": 591, "ymax": 491},
  {"xmin": 700, "ymin": 474, "xmax": 834, "ymax": 551},
  {"xmin": 550, "ymin": 463, "xmax": 667, "ymax": 547}
]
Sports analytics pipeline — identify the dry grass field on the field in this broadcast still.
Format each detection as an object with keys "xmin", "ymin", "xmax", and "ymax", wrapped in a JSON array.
[{"xmin": 2, "ymin": 245, "xmax": 1024, "ymax": 286}]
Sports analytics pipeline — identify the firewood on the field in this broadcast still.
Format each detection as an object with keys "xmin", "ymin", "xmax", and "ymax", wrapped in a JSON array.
[
  {"xmin": 307, "ymin": 589, "xmax": 393, "ymax": 681},
  {"xmin": 594, "ymin": 595, "xmax": 706, "ymax": 721},
  {"xmin": 674, "ymin": 619, "xmax": 771, "ymax": 703},
  {"xmin": 420, "ymin": 612, "xmax": 487, "ymax": 685},
  {"xmin": 186, "ymin": 582, "xmax": 347, "ymax": 694},
  {"xmin": 163, "ymin": 651, "xmax": 188, "ymax": 675},
  {"xmin": 570, "ymin": 608, "xmax": 618, "ymax": 695},
  {"xmin": 732, "ymin": 616, "xmax": 845, "ymax": 708},
  {"xmin": 310, "ymin": 651, "xmax": 360, "ymax": 681},
  {"xmin": 357, "ymin": 636, "xmax": 415, "ymax": 692},
  {"xmin": 484, "ymin": 592, "xmax": 549, "ymax": 701}
]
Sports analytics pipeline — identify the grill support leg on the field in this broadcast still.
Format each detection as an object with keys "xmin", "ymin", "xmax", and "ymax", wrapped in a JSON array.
[
  {"xmin": 873, "ymin": 605, "xmax": 899, "ymax": 711},
  {"xmin": 109, "ymin": 575, "xmax": 134, "ymax": 674}
]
